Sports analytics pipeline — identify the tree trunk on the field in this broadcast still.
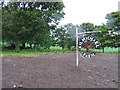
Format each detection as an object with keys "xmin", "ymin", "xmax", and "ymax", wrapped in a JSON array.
[
  {"xmin": 29, "ymin": 43, "xmax": 32, "ymax": 49},
  {"xmin": 15, "ymin": 41, "xmax": 20, "ymax": 52},
  {"xmin": 62, "ymin": 46, "xmax": 64, "ymax": 49},
  {"xmin": 34, "ymin": 43, "xmax": 37, "ymax": 51},
  {"xmin": 10, "ymin": 44, "xmax": 15, "ymax": 49},
  {"xmin": 22, "ymin": 43, "xmax": 25, "ymax": 49},
  {"xmin": 68, "ymin": 46, "xmax": 71, "ymax": 50},
  {"xmin": 102, "ymin": 47, "xmax": 104, "ymax": 53}
]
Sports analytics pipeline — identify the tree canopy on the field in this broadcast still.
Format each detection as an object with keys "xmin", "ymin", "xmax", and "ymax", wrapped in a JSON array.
[
  {"xmin": 95, "ymin": 11, "xmax": 120, "ymax": 49},
  {"xmin": 2, "ymin": 1, "xmax": 119, "ymax": 52},
  {"xmin": 2, "ymin": 1, "xmax": 65, "ymax": 52}
]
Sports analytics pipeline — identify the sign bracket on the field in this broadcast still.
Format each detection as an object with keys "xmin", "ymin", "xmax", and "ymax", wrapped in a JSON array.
[{"xmin": 76, "ymin": 27, "xmax": 101, "ymax": 66}]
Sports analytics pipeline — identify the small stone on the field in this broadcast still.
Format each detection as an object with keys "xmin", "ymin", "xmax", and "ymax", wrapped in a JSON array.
[
  {"xmin": 117, "ymin": 81, "xmax": 120, "ymax": 83},
  {"xmin": 104, "ymin": 83, "xmax": 108, "ymax": 85},
  {"xmin": 13, "ymin": 64, "xmax": 16, "ymax": 66},
  {"xmin": 18, "ymin": 84, "xmax": 23, "ymax": 88},
  {"xmin": 103, "ymin": 66, "xmax": 107, "ymax": 69},
  {"xmin": 112, "ymin": 79, "xmax": 116, "ymax": 82},
  {"xmin": 13, "ymin": 85, "xmax": 16, "ymax": 88},
  {"xmin": 87, "ymin": 70, "xmax": 91, "ymax": 72},
  {"xmin": 83, "ymin": 69, "xmax": 91, "ymax": 72},
  {"xmin": 88, "ymin": 76, "xmax": 93, "ymax": 79},
  {"xmin": 96, "ymin": 72, "xmax": 101, "ymax": 76},
  {"xmin": 96, "ymin": 72, "xmax": 99, "ymax": 74},
  {"xmin": 111, "ymin": 79, "xmax": 120, "ymax": 83}
]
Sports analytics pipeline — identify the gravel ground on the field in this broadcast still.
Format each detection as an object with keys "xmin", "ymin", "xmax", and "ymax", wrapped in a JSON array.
[{"xmin": 2, "ymin": 53, "xmax": 119, "ymax": 88}]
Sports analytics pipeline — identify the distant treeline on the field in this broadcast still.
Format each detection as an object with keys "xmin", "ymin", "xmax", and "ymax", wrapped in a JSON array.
[{"xmin": 2, "ymin": 2, "xmax": 120, "ymax": 52}]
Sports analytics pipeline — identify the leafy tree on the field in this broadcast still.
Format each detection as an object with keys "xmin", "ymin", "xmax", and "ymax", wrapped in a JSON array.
[
  {"xmin": 105, "ymin": 11, "xmax": 120, "ymax": 48},
  {"xmin": 94, "ymin": 25, "xmax": 109, "ymax": 52},
  {"xmin": 52, "ymin": 25, "xmax": 75, "ymax": 50},
  {"xmin": 2, "ymin": 1, "xmax": 65, "ymax": 52},
  {"xmin": 80, "ymin": 22, "xmax": 95, "ymax": 32},
  {"xmin": 52, "ymin": 27, "xmax": 66, "ymax": 49},
  {"xmin": 95, "ymin": 11, "xmax": 120, "ymax": 53},
  {"xmin": 94, "ymin": 12, "xmax": 120, "ymax": 53},
  {"xmin": 64, "ymin": 23, "xmax": 84, "ymax": 41},
  {"xmin": 64, "ymin": 23, "xmax": 76, "ymax": 41}
]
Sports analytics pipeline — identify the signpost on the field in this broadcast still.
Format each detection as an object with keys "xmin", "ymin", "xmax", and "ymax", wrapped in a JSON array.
[
  {"xmin": 76, "ymin": 28, "xmax": 79, "ymax": 66},
  {"xmin": 76, "ymin": 27, "xmax": 101, "ymax": 66}
]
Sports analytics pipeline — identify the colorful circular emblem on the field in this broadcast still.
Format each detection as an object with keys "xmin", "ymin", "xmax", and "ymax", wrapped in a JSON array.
[{"xmin": 79, "ymin": 36, "xmax": 100, "ymax": 58}]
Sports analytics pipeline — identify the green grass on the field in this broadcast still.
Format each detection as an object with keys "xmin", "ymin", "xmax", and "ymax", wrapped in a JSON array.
[
  {"xmin": 80, "ymin": 47, "xmax": 119, "ymax": 53},
  {"xmin": 1, "ymin": 49, "xmax": 46, "ymax": 56},
  {"xmin": 50, "ymin": 46, "xmax": 62, "ymax": 50},
  {"xmin": 1, "ymin": 46, "xmax": 72, "ymax": 56},
  {"xmin": 1, "ymin": 46, "xmax": 119, "ymax": 56},
  {"xmin": 103, "ymin": 47, "xmax": 119, "ymax": 52}
]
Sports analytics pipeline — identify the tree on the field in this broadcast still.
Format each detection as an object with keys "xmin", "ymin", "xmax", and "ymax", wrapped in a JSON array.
[
  {"xmin": 64, "ymin": 23, "xmax": 76, "ymax": 41},
  {"xmin": 52, "ymin": 27, "xmax": 66, "ymax": 49},
  {"xmin": 105, "ymin": 11, "xmax": 120, "ymax": 48},
  {"xmin": 94, "ymin": 12, "xmax": 120, "ymax": 52},
  {"xmin": 2, "ymin": 1, "xmax": 65, "ymax": 52},
  {"xmin": 52, "ymin": 25, "xmax": 75, "ymax": 50},
  {"xmin": 94, "ymin": 25, "xmax": 109, "ymax": 52},
  {"xmin": 80, "ymin": 22, "xmax": 95, "ymax": 32},
  {"xmin": 95, "ymin": 11, "xmax": 120, "ymax": 52}
]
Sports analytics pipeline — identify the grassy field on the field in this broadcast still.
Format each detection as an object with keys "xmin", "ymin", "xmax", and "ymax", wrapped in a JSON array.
[
  {"xmin": 1, "ymin": 46, "xmax": 71, "ymax": 55},
  {"xmin": 1, "ymin": 46, "xmax": 119, "ymax": 56},
  {"xmin": 81, "ymin": 47, "xmax": 119, "ymax": 53}
]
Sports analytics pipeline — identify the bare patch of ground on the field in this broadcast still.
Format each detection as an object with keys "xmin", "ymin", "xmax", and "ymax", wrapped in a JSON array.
[{"xmin": 2, "ymin": 53, "xmax": 119, "ymax": 88}]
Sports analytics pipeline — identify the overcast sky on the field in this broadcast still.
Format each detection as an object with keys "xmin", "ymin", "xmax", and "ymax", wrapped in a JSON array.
[
  {"xmin": 2, "ymin": 0, "xmax": 119, "ymax": 26},
  {"xmin": 59, "ymin": 0, "xmax": 119, "ymax": 26}
]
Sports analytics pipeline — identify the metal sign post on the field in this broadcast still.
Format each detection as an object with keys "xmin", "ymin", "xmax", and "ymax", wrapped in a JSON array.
[
  {"xmin": 76, "ymin": 27, "xmax": 101, "ymax": 66},
  {"xmin": 76, "ymin": 27, "xmax": 79, "ymax": 66}
]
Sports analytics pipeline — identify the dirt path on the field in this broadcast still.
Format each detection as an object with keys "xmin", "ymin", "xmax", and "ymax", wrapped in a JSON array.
[{"xmin": 2, "ymin": 53, "xmax": 119, "ymax": 88}]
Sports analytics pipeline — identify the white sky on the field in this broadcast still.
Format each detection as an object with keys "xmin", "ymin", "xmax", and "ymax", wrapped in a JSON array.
[
  {"xmin": 59, "ymin": 0, "xmax": 120, "ymax": 26},
  {"xmin": 3, "ymin": 0, "xmax": 119, "ymax": 26}
]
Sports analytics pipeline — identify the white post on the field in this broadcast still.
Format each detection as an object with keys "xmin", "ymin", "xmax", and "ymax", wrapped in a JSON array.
[
  {"xmin": 75, "ymin": 30, "xmax": 101, "ymax": 66},
  {"xmin": 76, "ymin": 27, "xmax": 78, "ymax": 66}
]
